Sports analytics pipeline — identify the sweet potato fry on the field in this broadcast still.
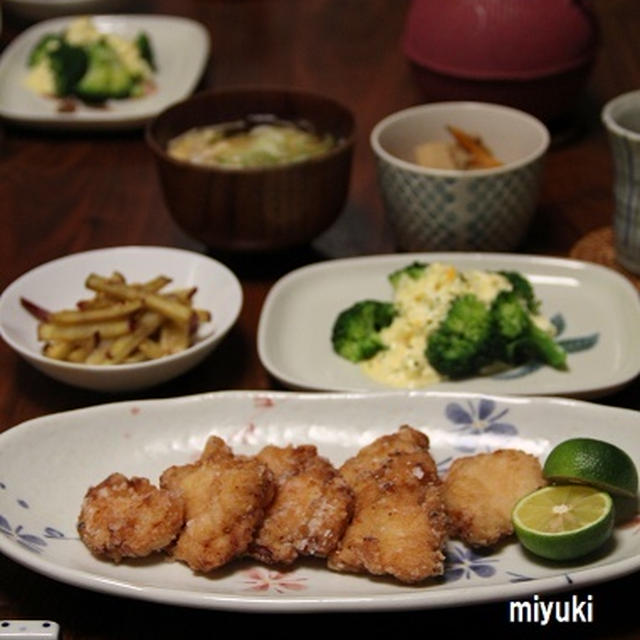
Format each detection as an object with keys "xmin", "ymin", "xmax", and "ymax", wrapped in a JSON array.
[
  {"xmin": 67, "ymin": 336, "xmax": 99, "ymax": 363},
  {"xmin": 29, "ymin": 272, "xmax": 211, "ymax": 365},
  {"xmin": 143, "ymin": 293, "xmax": 194, "ymax": 326},
  {"xmin": 159, "ymin": 321, "xmax": 190, "ymax": 355},
  {"xmin": 138, "ymin": 275, "xmax": 172, "ymax": 292},
  {"xmin": 38, "ymin": 318, "xmax": 132, "ymax": 342},
  {"xmin": 107, "ymin": 311, "xmax": 163, "ymax": 363},
  {"xmin": 20, "ymin": 297, "xmax": 51, "ymax": 322},
  {"xmin": 137, "ymin": 338, "xmax": 165, "ymax": 360},
  {"xmin": 84, "ymin": 339, "xmax": 114, "ymax": 365},
  {"xmin": 42, "ymin": 340, "xmax": 74, "ymax": 360},
  {"xmin": 49, "ymin": 300, "xmax": 142, "ymax": 324}
]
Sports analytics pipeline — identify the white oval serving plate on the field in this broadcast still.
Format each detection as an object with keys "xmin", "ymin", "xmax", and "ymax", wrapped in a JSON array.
[{"xmin": 0, "ymin": 390, "xmax": 639, "ymax": 612}]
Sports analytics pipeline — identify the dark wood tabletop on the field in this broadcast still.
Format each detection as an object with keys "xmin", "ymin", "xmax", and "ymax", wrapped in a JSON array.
[{"xmin": 1, "ymin": 0, "xmax": 640, "ymax": 637}]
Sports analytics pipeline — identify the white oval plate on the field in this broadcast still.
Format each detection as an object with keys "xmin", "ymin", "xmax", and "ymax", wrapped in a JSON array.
[
  {"xmin": 0, "ymin": 246, "xmax": 243, "ymax": 392},
  {"xmin": 0, "ymin": 390, "xmax": 639, "ymax": 612},
  {"xmin": 258, "ymin": 253, "xmax": 640, "ymax": 399},
  {"xmin": 0, "ymin": 14, "xmax": 210, "ymax": 130}
]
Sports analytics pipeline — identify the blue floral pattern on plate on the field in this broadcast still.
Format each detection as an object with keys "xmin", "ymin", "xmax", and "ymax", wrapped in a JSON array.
[
  {"xmin": 0, "ymin": 482, "xmax": 73, "ymax": 554},
  {"xmin": 443, "ymin": 397, "xmax": 517, "ymax": 454},
  {"xmin": 491, "ymin": 313, "xmax": 599, "ymax": 380},
  {"xmin": 444, "ymin": 544, "xmax": 499, "ymax": 582}
]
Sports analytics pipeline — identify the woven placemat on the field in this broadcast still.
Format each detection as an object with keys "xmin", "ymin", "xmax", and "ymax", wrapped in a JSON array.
[{"xmin": 569, "ymin": 226, "xmax": 640, "ymax": 288}]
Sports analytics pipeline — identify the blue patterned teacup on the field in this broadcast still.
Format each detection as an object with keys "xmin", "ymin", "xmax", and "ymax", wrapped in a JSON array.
[
  {"xmin": 370, "ymin": 102, "xmax": 549, "ymax": 251},
  {"xmin": 602, "ymin": 91, "xmax": 640, "ymax": 275}
]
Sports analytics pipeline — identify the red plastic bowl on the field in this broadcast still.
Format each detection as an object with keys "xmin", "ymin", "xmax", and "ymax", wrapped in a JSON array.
[{"xmin": 402, "ymin": 0, "xmax": 599, "ymax": 122}]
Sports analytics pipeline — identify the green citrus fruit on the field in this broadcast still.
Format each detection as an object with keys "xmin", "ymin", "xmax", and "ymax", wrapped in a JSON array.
[
  {"xmin": 512, "ymin": 485, "xmax": 614, "ymax": 561},
  {"xmin": 543, "ymin": 438, "xmax": 638, "ymax": 498}
]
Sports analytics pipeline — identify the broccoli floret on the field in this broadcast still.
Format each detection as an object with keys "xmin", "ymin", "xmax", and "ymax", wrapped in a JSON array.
[
  {"xmin": 74, "ymin": 40, "xmax": 134, "ymax": 102},
  {"xmin": 27, "ymin": 35, "xmax": 88, "ymax": 96},
  {"xmin": 331, "ymin": 300, "xmax": 396, "ymax": 363},
  {"xmin": 498, "ymin": 270, "xmax": 539, "ymax": 313},
  {"xmin": 135, "ymin": 32, "xmax": 156, "ymax": 71},
  {"xmin": 425, "ymin": 294, "xmax": 492, "ymax": 378},
  {"xmin": 48, "ymin": 41, "xmax": 88, "ymax": 96},
  {"xmin": 28, "ymin": 34, "xmax": 64, "ymax": 67},
  {"xmin": 490, "ymin": 290, "xmax": 567, "ymax": 369},
  {"xmin": 388, "ymin": 261, "xmax": 429, "ymax": 289}
]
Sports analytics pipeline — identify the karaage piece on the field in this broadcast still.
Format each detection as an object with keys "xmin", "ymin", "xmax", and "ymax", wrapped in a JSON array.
[
  {"xmin": 199, "ymin": 435, "xmax": 234, "ymax": 463},
  {"xmin": 328, "ymin": 425, "xmax": 448, "ymax": 584},
  {"xmin": 77, "ymin": 472, "xmax": 185, "ymax": 562},
  {"xmin": 160, "ymin": 436, "xmax": 275, "ymax": 573},
  {"xmin": 339, "ymin": 424, "xmax": 433, "ymax": 490},
  {"xmin": 249, "ymin": 444, "xmax": 354, "ymax": 565},
  {"xmin": 443, "ymin": 448, "xmax": 547, "ymax": 548}
]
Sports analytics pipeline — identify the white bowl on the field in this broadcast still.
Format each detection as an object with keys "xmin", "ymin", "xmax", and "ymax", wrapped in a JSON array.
[
  {"xmin": 0, "ymin": 246, "xmax": 243, "ymax": 392},
  {"xmin": 370, "ymin": 101, "xmax": 550, "ymax": 251},
  {"xmin": 3, "ymin": 0, "xmax": 128, "ymax": 21}
]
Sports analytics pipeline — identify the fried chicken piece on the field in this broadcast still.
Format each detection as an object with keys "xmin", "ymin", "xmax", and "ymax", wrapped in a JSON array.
[
  {"xmin": 443, "ymin": 448, "xmax": 547, "ymax": 548},
  {"xmin": 339, "ymin": 425, "xmax": 432, "ymax": 491},
  {"xmin": 199, "ymin": 435, "xmax": 234, "ymax": 462},
  {"xmin": 160, "ymin": 436, "xmax": 275, "ymax": 573},
  {"xmin": 77, "ymin": 472, "xmax": 185, "ymax": 562},
  {"xmin": 249, "ymin": 444, "xmax": 354, "ymax": 565},
  {"xmin": 328, "ymin": 426, "xmax": 448, "ymax": 584}
]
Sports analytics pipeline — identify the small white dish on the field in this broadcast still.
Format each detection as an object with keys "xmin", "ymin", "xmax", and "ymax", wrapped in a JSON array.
[
  {"xmin": 0, "ymin": 390, "xmax": 640, "ymax": 612},
  {"xmin": 257, "ymin": 252, "xmax": 640, "ymax": 398},
  {"xmin": 0, "ymin": 14, "xmax": 210, "ymax": 130},
  {"xmin": 0, "ymin": 246, "xmax": 242, "ymax": 392},
  {"xmin": 3, "ymin": 0, "xmax": 128, "ymax": 21}
]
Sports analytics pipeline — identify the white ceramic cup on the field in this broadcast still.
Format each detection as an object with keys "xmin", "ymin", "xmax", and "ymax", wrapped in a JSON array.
[{"xmin": 602, "ymin": 90, "xmax": 640, "ymax": 275}]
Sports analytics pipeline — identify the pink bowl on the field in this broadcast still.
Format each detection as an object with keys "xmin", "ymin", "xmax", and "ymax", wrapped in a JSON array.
[{"xmin": 403, "ymin": 0, "xmax": 599, "ymax": 121}]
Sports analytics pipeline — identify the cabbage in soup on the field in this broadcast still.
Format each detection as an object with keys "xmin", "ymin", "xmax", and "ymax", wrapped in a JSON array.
[{"xmin": 167, "ymin": 116, "xmax": 336, "ymax": 169}]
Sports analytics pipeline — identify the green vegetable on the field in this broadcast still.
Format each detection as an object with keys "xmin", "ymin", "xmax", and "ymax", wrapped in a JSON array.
[
  {"xmin": 75, "ymin": 40, "xmax": 134, "ymax": 102},
  {"xmin": 48, "ymin": 41, "xmax": 88, "ymax": 96},
  {"xmin": 490, "ymin": 290, "xmax": 567, "ymax": 369},
  {"xmin": 25, "ymin": 21, "xmax": 156, "ymax": 103},
  {"xmin": 388, "ymin": 261, "xmax": 428, "ymax": 289},
  {"xmin": 135, "ymin": 32, "xmax": 156, "ymax": 70},
  {"xmin": 331, "ymin": 300, "xmax": 396, "ymax": 363},
  {"xmin": 332, "ymin": 263, "xmax": 566, "ymax": 381},
  {"xmin": 498, "ymin": 270, "xmax": 539, "ymax": 313},
  {"xmin": 28, "ymin": 34, "xmax": 64, "ymax": 67},
  {"xmin": 425, "ymin": 294, "xmax": 492, "ymax": 378}
]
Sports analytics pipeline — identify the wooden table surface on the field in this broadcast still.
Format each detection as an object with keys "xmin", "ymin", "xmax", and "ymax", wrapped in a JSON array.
[{"xmin": 1, "ymin": 0, "xmax": 640, "ymax": 636}]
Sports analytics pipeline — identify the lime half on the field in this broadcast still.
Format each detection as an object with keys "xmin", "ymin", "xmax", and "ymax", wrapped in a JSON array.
[
  {"xmin": 543, "ymin": 438, "xmax": 638, "ymax": 498},
  {"xmin": 512, "ymin": 485, "xmax": 614, "ymax": 561}
]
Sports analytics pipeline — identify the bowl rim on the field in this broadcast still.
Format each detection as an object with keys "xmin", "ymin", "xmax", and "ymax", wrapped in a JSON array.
[
  {"xmin": 145, "ymin": 85, "xmax": 357, "ymax": 175},
  {"xmin": 370, "ymin": 100, "xmax": 550, "ymax": 177},
  {"xmin": 601, "ymin": 90, "xmax": 640, "ymax": 142},
  {"xmin": 0, "ymin": 245, "xmax": 243, "ymax": 375}
]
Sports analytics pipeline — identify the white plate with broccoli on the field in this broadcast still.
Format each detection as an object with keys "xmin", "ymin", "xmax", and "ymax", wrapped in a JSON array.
[
  {"xmin": 0, "ymin": 14, "xmax": 210, "ymax": 129},
  {"xmin": 257, "ymin": 253, "xmax": 640, "ymax": 399}
]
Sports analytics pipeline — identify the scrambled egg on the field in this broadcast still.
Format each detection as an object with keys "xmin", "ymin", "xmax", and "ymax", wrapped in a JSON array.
[
  {"xmin": 65, "ymin": 15, "xmax": 102, "ymax": 45},
  {"xmin": 24, "ymin": 57, "xmax": 56, "ymax": 95},
  {"xmin": 361, "ymin": 263, "xmax": 551, "ymax": 388}
]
